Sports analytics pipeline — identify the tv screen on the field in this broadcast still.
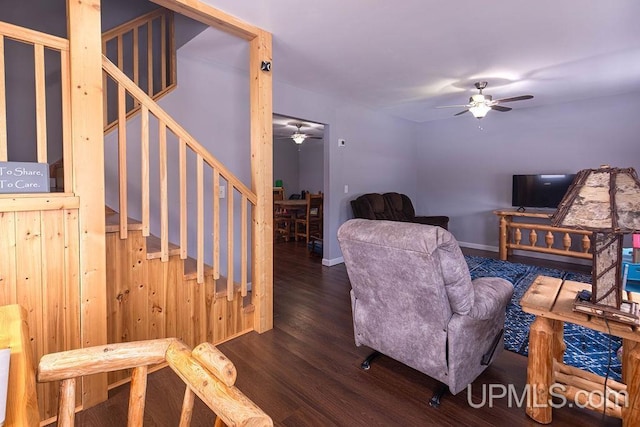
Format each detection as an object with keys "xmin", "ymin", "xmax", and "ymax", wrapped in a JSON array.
[{"xmin": 512, "ymin": 174, "xmax": 576, "ymax": 209}]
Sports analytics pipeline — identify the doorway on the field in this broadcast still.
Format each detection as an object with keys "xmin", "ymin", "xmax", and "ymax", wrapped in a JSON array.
[{"xmin": 272, "ymin": 113, "xmax": 325, "ymax": 257}]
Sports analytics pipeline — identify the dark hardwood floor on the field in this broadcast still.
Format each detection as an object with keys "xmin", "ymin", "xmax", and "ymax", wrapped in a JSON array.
[{"xmin": 68, "ymin": 240, "xmax": 619, "ymax": 426}]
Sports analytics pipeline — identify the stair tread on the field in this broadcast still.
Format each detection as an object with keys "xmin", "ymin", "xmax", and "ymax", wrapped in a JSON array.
[
  {"xmin": 183, "ymin": 258, "xmax": 246, "ymax": 297},
  {"xmin": 146, "ymin": 234, "xmax": 181, "ymax": 259},
  {"xmin": 106, "ymin": 211, "xmax": 246, "ymax": 296},
  {"xmin": 105, "ymin": 211, "xmax": 143, "ymax": 233},
  {"xmin": 183, "ymin": 257, "xmax": 214, "ymax": 279}
]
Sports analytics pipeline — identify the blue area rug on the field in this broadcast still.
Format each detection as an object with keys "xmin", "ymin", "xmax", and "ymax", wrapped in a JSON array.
[{"xmin": 465, "ymin": 255, "xmax": 622, "ymax": 382}]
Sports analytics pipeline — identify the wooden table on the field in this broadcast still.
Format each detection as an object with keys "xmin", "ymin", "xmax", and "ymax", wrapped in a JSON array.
[
  {"xmin": 274, "ymin": 199, "xmax": 307, "ymax": 210},
  {"xmin": 520, "ymin": 276, "xmax": 640, "ymax": 425},
  {"xmin": 273, "ymin": 199, "xmax": 307, "ymax": 241}
]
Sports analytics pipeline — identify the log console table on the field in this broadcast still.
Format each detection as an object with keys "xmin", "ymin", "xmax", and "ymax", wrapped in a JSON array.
[
  {"xmin": 520, "ymin": 275, "xmax": 640, "ymax": 425},
  {"xmin": 494, "ymin": 209, "xmax": 592, "ymax": 262}
]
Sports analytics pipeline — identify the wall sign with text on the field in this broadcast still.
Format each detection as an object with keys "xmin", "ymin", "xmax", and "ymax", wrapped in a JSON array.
[{"xmin": 0, "ymin": 161, "xmax": 50, "ymax": 193}]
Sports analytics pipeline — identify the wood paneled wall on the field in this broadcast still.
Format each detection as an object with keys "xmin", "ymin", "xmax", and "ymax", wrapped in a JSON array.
[
  {"xmin": 0, "ymin": 208, "xmax": 81, "ymax": 420},
  {"xmin": 105, "ymin": 226, "xmax": 254, "ymax": 386}
]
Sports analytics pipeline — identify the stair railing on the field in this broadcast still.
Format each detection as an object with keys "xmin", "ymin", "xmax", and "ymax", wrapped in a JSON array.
[
  {"xmin": 102, "ymin": 55, "xmax": 255, "ymax": 300},
  {"xmin": 102, "ymin": 8, "xmax": 176, "ymax": 134},
  {"xmin": 0, "ymin": 21, "xmax": 72, "ymax": 191}
]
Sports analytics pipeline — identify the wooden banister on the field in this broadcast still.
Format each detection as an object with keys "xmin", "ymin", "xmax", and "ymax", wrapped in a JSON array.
[
  {"xmin": 102, "ymin": 57, "xmax": 256, "ymax": 202},
  {"xmin": 103, "ymin": 55, "xmax": 256, "ymax": 292},
  {"xmin": 102, "ymin": 8, "xmax": 176, "ymax": 133}
]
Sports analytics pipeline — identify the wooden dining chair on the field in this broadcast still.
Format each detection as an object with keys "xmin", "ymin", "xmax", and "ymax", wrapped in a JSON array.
[
  {"xmin": 294, "ymin": 192, "xmax": 323, "ymax": 244},
  {"xmin": 273, "ymin": 187, "xmax": 292, "ymax": 241}
]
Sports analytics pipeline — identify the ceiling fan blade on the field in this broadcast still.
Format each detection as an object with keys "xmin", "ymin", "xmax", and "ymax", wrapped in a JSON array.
[
  {"xmin": 454, "ymin": 109, "xmax": 469, "ymax": 116},
  {"xmin": 436, "ymin": 104, "xmax": 470, "ymax": 109},
  {"xmin": 491, "ymin": 105, "xmax": 512, "ymax": 112},
  {"xmin": 495, "ymin": 95, "xmax": 534, "ymax": 103}
]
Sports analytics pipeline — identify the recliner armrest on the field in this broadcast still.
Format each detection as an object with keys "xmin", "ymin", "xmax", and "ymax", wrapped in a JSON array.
[
  {"xmin": 467, "ymin": 277, "xmax": 513, "ymax": 320},
  {"xmin": 413, "ymin": 215, "xmax": 450, "ymax": 230}
]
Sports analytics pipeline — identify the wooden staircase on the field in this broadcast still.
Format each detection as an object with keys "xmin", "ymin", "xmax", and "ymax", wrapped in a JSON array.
[
  {"xmin": 0, "ymin": 2, "xmax": 273, "ymax": 420},
  {"xmin": 104, "ymin": 209, "xmax": 254, "ymax": 386}
]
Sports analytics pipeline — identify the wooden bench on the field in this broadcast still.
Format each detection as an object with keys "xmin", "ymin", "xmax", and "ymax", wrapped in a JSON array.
[{"xmin": 0, "ymin": 304, "xmax": 272, "ymax": 427}]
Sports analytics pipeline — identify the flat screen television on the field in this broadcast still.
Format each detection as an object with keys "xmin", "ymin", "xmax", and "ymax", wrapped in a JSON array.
[{"xmin": 512, "ymin": 174, "xmax": 576, "ymax": 209}]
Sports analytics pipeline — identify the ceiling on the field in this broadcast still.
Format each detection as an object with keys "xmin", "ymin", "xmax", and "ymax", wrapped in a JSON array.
[
  {"xmin": 185, "ymin": 0, "xmax": 640, "ymax": 123},
  {"xmin": 272, "ymin": 114, "xmax": 324, "ymax": 144}
]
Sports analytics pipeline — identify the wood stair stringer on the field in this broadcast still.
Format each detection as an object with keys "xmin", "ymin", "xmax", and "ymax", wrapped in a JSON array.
[{"xmin": 104, "ymin": 212, "xmax": 255, "ymax": 388}]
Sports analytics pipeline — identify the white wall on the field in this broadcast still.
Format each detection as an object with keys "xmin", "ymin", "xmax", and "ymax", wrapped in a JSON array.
[
  {"xmin": 416, "ymin": 92, "xmax": 640, "ymax": 250},
  {"xmin": 298, "ymin": 139, "xmax": 324, "ymax": 195},
  {"xmin": 273, "ymin": 135, "xmax": 324, "ymax": 198},
  {"xmin": 273, "ymin": 81, "xmax": 420, "ymax": 264},
  {"xmin": 273, "ymin": 139, "xmax": 299, "ymax": 196},
  {"xmin": 107, "ymin": 18, "xmax": 640, "ymax": 268}
]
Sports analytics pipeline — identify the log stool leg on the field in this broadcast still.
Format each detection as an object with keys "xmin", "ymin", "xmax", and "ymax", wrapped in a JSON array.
[
  {"xmin": 526, "ymin": 316, "xmax": 555, "ymax": 424},
  {"xmin": 623, "ymin": 345, "xmax": 640, "ymax": 426},
  {"xmin": 622, "ymin": 339, "xmax": 639, "ymax": 384},
  {"xmin": 551, "ymin": 319, "xmax": 565, "ymax": 362}
]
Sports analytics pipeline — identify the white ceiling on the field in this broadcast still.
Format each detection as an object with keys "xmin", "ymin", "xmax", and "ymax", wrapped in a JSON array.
[
  {"xmin": 187, "ymin": 0, "xmax": 640, "ymax": 123},
  {"xmin": 272, "ymin": 114, "xmax": 325, "ymax": 143}
]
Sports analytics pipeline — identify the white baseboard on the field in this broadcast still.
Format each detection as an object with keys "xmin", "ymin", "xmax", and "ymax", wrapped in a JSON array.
[
  {"xmin": 322, "ymin": 256, "xmax": 344, "ymax": 267},
  {"xmin": 458, "ymin": 241, "xmax": 591, "ymax": 266},
  {"xmin": 458, "ymin": 241, "xmax": 498, "ymax": 252}
]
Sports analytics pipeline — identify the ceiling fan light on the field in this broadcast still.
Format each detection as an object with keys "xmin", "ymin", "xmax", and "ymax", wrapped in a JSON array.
[
  {"xmin": 292, "ymin": 132, "xmax": 306, "ymax": 144},
  {"xmin": 469, "ymin": 103, "xmax": 491, "ymax": 119}
]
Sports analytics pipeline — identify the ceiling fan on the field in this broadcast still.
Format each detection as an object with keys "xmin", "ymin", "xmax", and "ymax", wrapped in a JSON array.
[
  {"xmin": 438, "ymin": 82, "xmax": 534, "ymax": 119},
  {"xmin": 274, "ymin": 123, "xmax": 323, "ymax": 145}
]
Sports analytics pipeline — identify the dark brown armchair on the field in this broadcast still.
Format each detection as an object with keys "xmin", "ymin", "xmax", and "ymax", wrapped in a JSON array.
[{"xmin": 350, "ymin": 192, "xmax": 449, "ymax": 230}]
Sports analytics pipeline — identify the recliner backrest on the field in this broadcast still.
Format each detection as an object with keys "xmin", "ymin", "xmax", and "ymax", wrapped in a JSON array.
[
  {"xmin": 338, "ymin": 219, "xmax": 475, "ymax": 324},
  {"xmin": 383, "ymin": 192, "xmax": 416, "ymax": 222},
  {"xmin": 351, "ymin": 193, "xmax": 394, "ymax": 220}
]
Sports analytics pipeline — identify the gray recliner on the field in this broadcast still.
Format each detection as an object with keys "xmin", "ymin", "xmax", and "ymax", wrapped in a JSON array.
[{"xmin": 337, "ymin": 219, "xmax": 513, "ymax": 403}]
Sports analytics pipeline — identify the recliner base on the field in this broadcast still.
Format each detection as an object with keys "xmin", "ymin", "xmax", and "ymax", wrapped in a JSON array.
[
  {"xmin": 360, "ymin": 351, "xmax": 381, "ymax": 370},
  {"xmin": 429, "ymin": 383, "xmax": 449, "ymax": 408}
]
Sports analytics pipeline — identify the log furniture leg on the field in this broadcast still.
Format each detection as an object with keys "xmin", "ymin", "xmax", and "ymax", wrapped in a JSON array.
[
  {"xmin": 498, "ymin": 216, "xmax": 508, "ymax": 261},
  {"xmin": 623, "ymin": 346, "xmax": 640, "ymax": 426},
  {"xmin": 623, "ymin": 339, "xmax": 640, "ymax": 384},
  {"xmin": 526, "ymin": 316, "xmax": 556, "ymax": 424},
  {"xmin": 551, "ymin": 319, "xmax": 565, "ymax": 362}
]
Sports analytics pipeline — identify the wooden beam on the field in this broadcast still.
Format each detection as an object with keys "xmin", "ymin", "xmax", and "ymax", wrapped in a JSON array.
[
  {"xmin": 38, "ymin": 338, "xmax": 173, "ymax": 381},
  {"xmin": 0, "ymin": 194, "xmax": 79, "ymax": 212},
  {"xmin": 66, "ymin": 0, "xmax": 108, "ymax": 409},
  {"xmin": 148, "ymin": 0, "xmax": 260, "ymax": 41},
  {"xmin": 249, "ymin": 30, "xmax": 273, "ymax": 332},
  {"xmin": 0, "ymin": 35, "xmax": 6, "ymax": 162}
]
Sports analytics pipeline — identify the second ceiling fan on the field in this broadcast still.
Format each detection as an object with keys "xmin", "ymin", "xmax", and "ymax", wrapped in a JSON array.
[
  {"xmin": 275, "ymin": 123, "xmax": 323, "ymax": 145},
  {"xmin": 438, "ymin": 81, "xmax": 534, "ymax": 119}
]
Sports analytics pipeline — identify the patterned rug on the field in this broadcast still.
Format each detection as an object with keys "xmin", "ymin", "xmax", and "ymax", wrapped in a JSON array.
[{"xmin": 465, "ymin": 255, "xmax": 622, "ymax": 382}]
